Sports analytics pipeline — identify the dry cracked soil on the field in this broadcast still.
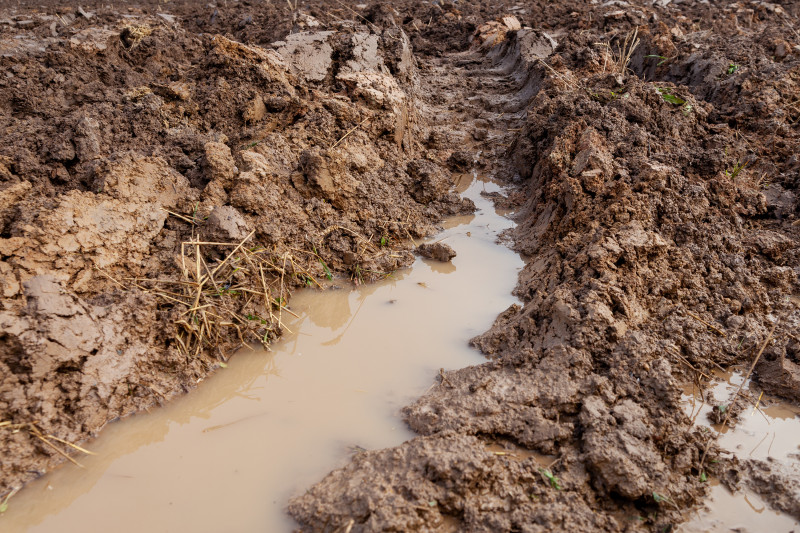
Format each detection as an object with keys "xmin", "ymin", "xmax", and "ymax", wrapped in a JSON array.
[{"xmin": 2, "ymin": 0, "xmax": 800, "ymax": 531}]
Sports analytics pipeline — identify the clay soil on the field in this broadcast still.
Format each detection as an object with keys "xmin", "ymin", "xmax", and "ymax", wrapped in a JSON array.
[{"xmin": 2, "ymin": 0, "xmax": 800, "ymax": 531}]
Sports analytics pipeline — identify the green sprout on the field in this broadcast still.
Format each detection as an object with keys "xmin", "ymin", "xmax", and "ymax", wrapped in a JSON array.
[
  {"xmin": 539, "ymin": 468, "xmax": 562, "ymax": 490},
  {"xmin": 656, "ymin": 87, "xmax": 686, "ymax": 105},
  {"xmin": 245, "ymin": 314, "xmax": 268, "ymax": 324},
  {"xmin": 352, "ymin": 264, "xmax": 364, "ymax": 285},
  {"xmin": 646, "ymin": 54, "xmax": 669, "ymax": 66},
  {"xmin": 725, "ymin": 160, "xmax": 748, "ymax": 179},
  {"xmin": 652, "ymin": 491, "xmax": 678, "ymax": 509},
  {"xmin": 727, "ymin": 63, "xmax": 739, "ymax": 75},
  {"xmin": 312, "ymin": 246, "xmax": 333, "ymax": 281}
]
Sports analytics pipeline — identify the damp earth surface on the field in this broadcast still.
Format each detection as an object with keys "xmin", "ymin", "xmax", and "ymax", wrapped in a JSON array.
[{"xmin": 2, "ymin": 0, "xmax": 800, "ymax": 531}]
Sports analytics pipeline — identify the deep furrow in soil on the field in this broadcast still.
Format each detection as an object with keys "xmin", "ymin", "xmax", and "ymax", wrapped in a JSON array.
[{"xmin": 289, "ymin": 17, "xmax": 800, "ymax": 533}]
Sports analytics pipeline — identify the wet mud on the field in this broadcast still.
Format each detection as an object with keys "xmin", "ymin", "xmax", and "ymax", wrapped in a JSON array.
[{"xmin": 2, "ymin": 0, "xmax": 800, "ymax": 531}]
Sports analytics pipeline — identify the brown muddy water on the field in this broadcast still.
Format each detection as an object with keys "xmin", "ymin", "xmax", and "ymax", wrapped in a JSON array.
[
  {"xmin": 2, "ymin": 176, "xmax": 524, "ymax": 532},
  {"xmin": 681, "ymin": 371, "xmax": 800, "ymax": 532}
]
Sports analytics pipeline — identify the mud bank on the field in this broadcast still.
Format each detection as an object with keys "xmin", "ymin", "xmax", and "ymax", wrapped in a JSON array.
[
  {"xmin": 1, "ymin": 0, "xmax": 800, "ymax": 531},
  {"xmin": 681, "ymin": 371, "xmax": 800, "ymax": 531}
]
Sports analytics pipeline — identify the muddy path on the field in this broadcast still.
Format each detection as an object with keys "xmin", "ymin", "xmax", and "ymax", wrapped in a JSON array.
[{"xmin": 2, "ymin": 0, "xmax": 800, "ymax": 531}]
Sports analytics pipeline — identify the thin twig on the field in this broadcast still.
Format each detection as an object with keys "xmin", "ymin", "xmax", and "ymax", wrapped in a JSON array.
[
  {"xmin": 329, "ymin": 116, "xmax": 371, "ymax": 150},
  {"xmin": 686, "ymin": 311, "xmax": 727, "ymax": 337}
]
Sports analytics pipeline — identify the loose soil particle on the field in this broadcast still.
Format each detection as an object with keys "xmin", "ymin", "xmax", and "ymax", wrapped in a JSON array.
[{"xmin": 2, "ymin": 0, "xmax": 800, "ymax": 531}]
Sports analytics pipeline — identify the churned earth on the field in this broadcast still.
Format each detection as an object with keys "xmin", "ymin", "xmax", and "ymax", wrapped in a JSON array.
[{"xmin": 1, "ymin": 0, "xmax": 800, "ymax": 531}]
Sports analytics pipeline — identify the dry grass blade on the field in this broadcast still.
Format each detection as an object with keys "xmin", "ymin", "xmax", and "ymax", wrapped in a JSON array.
[
  {"xmin": 209, "ymin": 230, "xmax": 256, "ymax": 278},
  {"xmin": 594, "ymin": 27, "xmax": 640, "ymax": 76},
  {"xmin": 686, "ymin": 311, "xmax": 727, "ymax": 337},
  {"xmin": 333, "ymin": 0, "xmax": 380, "ymax": 33},
  {"xmin": 30, "ymin": 431, "xmax": 83, "ymax": 467},
  {"xmin": 668, "ymin": 346, "xmax": 711, "ymax": 380},
  {"xmin": 45, "ymin": 435, "xmax": 97, "ymax": 456},
  {"xmin": 159, "ymin": 231, "xmax": 301, "ymax": 358},
  {"xmin": 162, "ymin": 208, "xmax": 197, "ymax": 225},
  {"xmin": 537, "ymin": 58, "xmax": 581, "ymax": 90},
  {"xmin": 616, "ymin": 26, "xmax": 639, "ymax": 75},
  {"xmin": 4, "ymin": 422, "xmax": 95, "ymax": 467}
]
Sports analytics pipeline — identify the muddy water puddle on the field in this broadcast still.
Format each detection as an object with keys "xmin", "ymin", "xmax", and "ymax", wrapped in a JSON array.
[
  {"xmin": 2, "ymin": 177, "xmax": 523, "ymax": 532},
  {"xmin": 681, "ymin": 370, "xmax": 800, "ymax": 532}
]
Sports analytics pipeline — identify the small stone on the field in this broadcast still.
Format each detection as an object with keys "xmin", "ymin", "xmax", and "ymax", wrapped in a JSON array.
[
  {"xmin": 167, "ymin": 82, "xmax": 191, "ymax": 101},
  {"xmin": 203, "ymin": 142, "xmax": 238, "ymax": 182},
  {"xmin": 774, "ymin": 39, "xmax": 792, "ymax": 60},
  {"xmin": 417, "ymin": 242, "xmax": 456, "ymax": 262}
]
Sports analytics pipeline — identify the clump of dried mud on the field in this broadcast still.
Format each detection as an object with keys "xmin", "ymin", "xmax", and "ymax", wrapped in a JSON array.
[{"xmin": 2, "ymin": 0, "xmax": 800, "ymax": 531}]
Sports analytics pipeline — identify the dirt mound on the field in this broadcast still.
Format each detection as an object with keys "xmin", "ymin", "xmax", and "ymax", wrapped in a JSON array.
[{"xmin": 0, "ymin": 6, "xmax": 473, "ymax": 496}]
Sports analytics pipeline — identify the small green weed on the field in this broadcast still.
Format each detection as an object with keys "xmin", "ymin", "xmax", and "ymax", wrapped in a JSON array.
[
  {"xmin": 312, "ymin": 246, "xmax": 333, "ymax": 281},
  {"xmin": 646, "ymin": 54, "xmax": 669, "ymax": 66},
  {"xmin": 245, "ymin": 314, "xmax": 268, "ymax": 325},
  {"xmin": 320, "ymin": 260, "xmax": 333, "ymax": 280},
  {"xmin": 725, "ymin": 160, "xmax": 748, "ymax": 179},
  {"xmin": 215, "ymin": 285, "xmax": 240, "ymax": 297},
  {"xmin": 295, "ymin": 273, "xmax": 314, "ymax": 287},
  {"xmin": 727, "ymin": 63, "xmax": 739, "ymax": 75},
  {"xmin": 656, "ymin": 87, "xmax": 686, "ymax": 105},
  {"xmin": 0, "ymin": 487, "xmax": 19, "ymax": 513},
  {"xmin": 539, "ymin": 468, "xmax": 562, "ymax": 490},
  {"xmin": 351, "ymin": 264, "xmax": 364, "ymax": 285},
  {"xmin": 652, "ymin": 491, "xmax": 678, "ymax": 509}
]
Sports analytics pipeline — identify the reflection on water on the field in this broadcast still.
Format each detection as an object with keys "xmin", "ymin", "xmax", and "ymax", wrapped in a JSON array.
[
  {"xmin": 681, "ymin": 370, "xmax": 800, "ymax": 532},
  {"xmin": 2, "ymin": 178, "xmax": 524, "ymax": 533},
  {"xmin": 683, "ymin": 481, "xmax": 799, "ymax": 533},
  {"xmin": 682, "ymin": 370, "xmax": 800, "ymax": 462}
]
